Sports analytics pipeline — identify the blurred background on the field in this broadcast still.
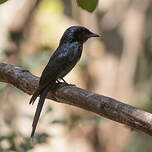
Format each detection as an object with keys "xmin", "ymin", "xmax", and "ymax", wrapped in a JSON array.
[{"xmin": 0, "ymin": 0, "xmax": 152, "ymax": 151}]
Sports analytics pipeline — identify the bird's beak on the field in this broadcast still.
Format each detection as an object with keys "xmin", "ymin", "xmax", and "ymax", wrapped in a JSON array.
[{"xmin": 88, "ymin": 33, "xmax": 100, "ymax": 38}]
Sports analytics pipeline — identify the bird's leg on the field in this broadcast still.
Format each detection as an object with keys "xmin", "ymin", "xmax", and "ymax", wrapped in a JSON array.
[
  {"xmin": 56, "ymin": 80, "xmax": 60, "ymax": 83},
  {"xmin": 56, "ymin": 78, "xmax": 76, "ymax": 87},
  {"xmin": 55, "ymin": 79, "xmax": 67, "ymax": 88},
  {"xmin": 61, "ymin": 78, "xmax": 68, "ymax": 84},
  {"xmin": 57, "ymin": 78, "xmax": 68, "ymax": 84},
  {"xmin": 61, "ymin": 78, "xmax": 76, "ymax": 87},
  {"xmin": 55, "ymin": 80, "xmax": 62, "ymax": 87}
]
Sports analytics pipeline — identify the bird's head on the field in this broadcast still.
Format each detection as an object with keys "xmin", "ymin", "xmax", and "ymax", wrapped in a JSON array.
[{"xmin": 60, "ymin": 26, "xmax": 99, "ymax": 44}]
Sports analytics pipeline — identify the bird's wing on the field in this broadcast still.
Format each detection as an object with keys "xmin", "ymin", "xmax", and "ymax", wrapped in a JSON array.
[
  {"xmin": 39, "ymin": 44, "xmax": 77, "ymax": 86},
  {"xmin": 30, "ymin": 43, "xmax": 81, "ymax": 105}
]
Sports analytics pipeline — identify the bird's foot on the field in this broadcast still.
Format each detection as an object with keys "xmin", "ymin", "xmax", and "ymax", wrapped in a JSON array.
[
  {"xmin": 56, "ymin": 80, "xmax": 68, "ymax": 87},
  {"xmin": 56, "ymin": 79, "xmax": 75, "ymax": 87},
  {"xmin": 67, "ymin": 83, "xmax": 76, "ymax": 87},
  {"xmin": 60, "ymin": 78, "xmax": 69, "ymax": 84}
]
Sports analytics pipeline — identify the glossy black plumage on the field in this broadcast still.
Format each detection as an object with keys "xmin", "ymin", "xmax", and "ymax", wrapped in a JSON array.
[{"xmin": 29, "ymin": 26, "xmax": 99, "ymax": 138}]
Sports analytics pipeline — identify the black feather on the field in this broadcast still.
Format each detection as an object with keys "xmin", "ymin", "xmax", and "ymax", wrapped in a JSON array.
[
  {"xmin": 29, "ymin": 26, "xmax": 99, "ymax": 138},
  {"xmin": 31, "ymin": 86, "xmax": 50, "ymax": 138}
]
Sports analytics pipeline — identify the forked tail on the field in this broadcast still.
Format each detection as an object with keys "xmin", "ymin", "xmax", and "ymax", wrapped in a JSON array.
[{"xmin": 31, "ymin": 87, "xmax": 50, "ymax": 138}]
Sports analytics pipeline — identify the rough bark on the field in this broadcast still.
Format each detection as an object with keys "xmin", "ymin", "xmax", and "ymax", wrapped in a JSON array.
[{"xmin": 0, "ymin": 62, "xmax": 152, "ymax": 136}]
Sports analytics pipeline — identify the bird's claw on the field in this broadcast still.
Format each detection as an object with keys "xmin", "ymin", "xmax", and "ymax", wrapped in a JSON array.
[
  {"xmin": 67, "ymin": 83, "xmax": 76, "ymax": 87},
  {"xmin": 56, "ymin": 80, "xmax": 75, "ymax": 88}
]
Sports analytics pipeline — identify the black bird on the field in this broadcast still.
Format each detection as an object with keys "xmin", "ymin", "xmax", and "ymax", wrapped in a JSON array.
[{"xmin": 29, "ymin": 26, "xmax": 99, "ymax": 138}]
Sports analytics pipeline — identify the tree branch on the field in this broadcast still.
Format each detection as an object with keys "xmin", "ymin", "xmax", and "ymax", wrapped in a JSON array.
[{"xmin": 0, "ymin": 62, "xmax": 152, "ymax": 136}]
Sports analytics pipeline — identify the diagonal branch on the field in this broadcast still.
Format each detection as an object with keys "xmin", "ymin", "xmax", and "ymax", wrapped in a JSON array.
[{"xmin": 0, "ymin": 62, "xmax": 152, "ymax": 136}]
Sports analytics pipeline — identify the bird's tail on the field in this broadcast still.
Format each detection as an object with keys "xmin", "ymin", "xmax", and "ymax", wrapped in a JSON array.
[
  {"xmin": 31, "ymin": 86, "xmax": 50, "ymax": 138},
  {"xmin": 29, "ymin": 88, "xmax": 42, "ymax": 105},
  {"xmin": 29, "ymin": 84, "xmax": 49, "ymax": 105}
]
